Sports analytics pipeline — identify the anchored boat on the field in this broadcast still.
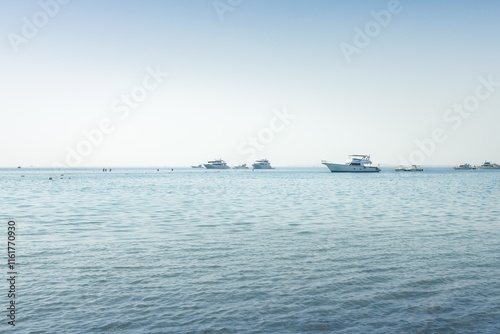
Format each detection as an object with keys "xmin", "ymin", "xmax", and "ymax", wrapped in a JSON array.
[
  {"xmin": 322, "ymin": 154, "xmax": 381, "ymax": 173},
  {"xmin": 454, "ymin": 163, "xmax": 476, "ymax": 170},
  {"xmin": 395, "ymin": 165, "xmax": 423, "ymax": 172},
  {"xmin": 478, "ymin": 161, "xmax": 500, "ymax": 169},
  {"xmin": 252, "ymin": 159, "xmax": 274, "ymax": 170},
  {"xmin": 204, "ymin": 159, "xmax": 230, "ymax": 169},
  {"xmin": 232, "ymin": 163, "xmax": 249, "ymax": 170}
]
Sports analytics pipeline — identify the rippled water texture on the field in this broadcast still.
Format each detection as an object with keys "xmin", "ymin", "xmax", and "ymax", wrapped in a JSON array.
[{"xmin": 2, "ymin": 167, "xmax": 500, "ymax": 333}]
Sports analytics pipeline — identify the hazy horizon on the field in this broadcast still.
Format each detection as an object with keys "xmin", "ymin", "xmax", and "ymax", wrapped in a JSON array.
[{"xmin": 2, "ymin": 0, "xmax": 499, "ymax": 168}]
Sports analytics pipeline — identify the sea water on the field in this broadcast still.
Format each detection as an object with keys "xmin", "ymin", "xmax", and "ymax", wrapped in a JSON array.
[{"xmin": 1, "ymin": 167, "xmax": 499, "ymax": 333}]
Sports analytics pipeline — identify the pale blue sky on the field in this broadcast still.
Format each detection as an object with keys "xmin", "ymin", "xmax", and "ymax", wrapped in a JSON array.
[{"xmin": 1, "ymin": 0, "xmax": 499, "ymax": 167}]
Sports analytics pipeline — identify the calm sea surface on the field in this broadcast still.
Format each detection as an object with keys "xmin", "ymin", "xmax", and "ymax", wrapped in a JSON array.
[{"xmin": 2, "ymin": 167, "xmax": 500, "ymax": 333}]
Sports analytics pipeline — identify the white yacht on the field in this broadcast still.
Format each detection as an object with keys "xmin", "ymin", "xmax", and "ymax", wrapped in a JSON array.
[
  {"xmin": 252, "ymin": 159, "xmax": 274, "ymax": 170},
  {"xmin": 204, "ymin": 159, "xmax": 230, "ymax": 169},
  {"xmin": 454, "ymin": 163, "xmax": 475, "ymax": 170},
  {"xmin": 478, "ymin": 161, "xmax": 500, "ymax": 169},
  {"xmin": 395, "ymin": 165, "xmax": 423, "ymax": 172},
  {"xmin": 322, "ymin": 154, "xmax": 381, "ymax": 173},
  {"xmin": 232, "ymin": 163, "xmax": 249, "ymax": 170},
  {"xmin": 395, "ymin": 165, "xmax": 406, "ymax": 172},
  {"xmin": 191, "ymin": 164, "xmax": 204, "ymax": 169}
]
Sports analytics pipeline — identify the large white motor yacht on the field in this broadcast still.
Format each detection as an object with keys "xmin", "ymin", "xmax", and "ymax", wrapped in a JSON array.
[
  {"xmin": 252, "ymin": 159, "xmax": 274, "ymax": 169},
  {"xmin": 204, "ymin": 159, "xmax": 230, "ymax": 169},
  {"xmin": 478, "ymin": 161, "xmax": 500, "ymax": 169},
  {"xmin": 322, "ymin": 154, "xmax": 381, "ymax": 173}
]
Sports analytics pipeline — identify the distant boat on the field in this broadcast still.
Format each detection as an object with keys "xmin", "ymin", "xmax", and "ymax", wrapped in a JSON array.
[
  {"xmin": 395, "ymin": 165, "xmax": 423, "ymax": 172},
  {"xmin": 395, "ymin": 165, "xmax": 405, "ymax": 172},
  {"xmin": 454, "ymin": 163, "xmax": 475, "ymax": 170},
  {"xmin": 322, "ymin": 154, "xmax": 380, "ymax": 173},
  {"xmin": 204, "ymin": 159, "xmax": 230, "ymax": 169},
  {"xmin": 478, "ymin": 161, "xmax": 500, "ymax": 169},
  {"xmin": 252, "ymin": 159, "xmax": 274, "ymax": 170},
  {"xmin": 232, "ymin": 163, "xmax": 249, "ymax": 170},
  {"xmin": 191, "ymin": 164, "xmax": 204, "ymax": 169}
]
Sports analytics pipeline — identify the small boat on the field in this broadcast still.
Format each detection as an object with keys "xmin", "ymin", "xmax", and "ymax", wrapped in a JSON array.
[
  {"xmin": 396, "ymin": 165, "xmax": 423, "ymax": 172},
  {"xmin": 395, "ymin": 165, "xmax": 406, "ymax": 172},
  {"xmin": 204, "ymin": 159, "xmax": 230, "ymax": 169},
  {"xmin": 478, "ymin": 161, "xmax": 500, "ymax": 169},
  {"xmin": 454, "ymin": 163, "xmax": 475, "ymax": 170},
  {"xmin": 322, "ymin": 154, "xmax": 381, "ymax": 173},
  {"xmin": 232, "ymin": 163, "xmax": 249, "ymax": 169},
  {"xmin": 252, "ymin": 159, "xmax": 274, "ymax": 170},
  {"xmin": 407, "ymin": 165, "xmax": 423, "ymax": 172},
  {"xmin": 191, "ymin": 164, "xmax": 204, "ymax": 169}
]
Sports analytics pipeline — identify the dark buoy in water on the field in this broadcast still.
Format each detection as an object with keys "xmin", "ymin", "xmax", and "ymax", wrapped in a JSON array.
[
  {"xmin": 157, "ymin": 169, "xmax": 160, "ymax": 171},
  {"xmin": 171, "ymin": 168, "xmax": 173, "ymax": 171},
  {"xmin": 49, "ymin": 177, "xmax": 53, "ymax": 180}
]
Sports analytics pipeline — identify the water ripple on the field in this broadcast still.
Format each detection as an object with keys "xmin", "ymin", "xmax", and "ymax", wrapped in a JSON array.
[{"xmin": 2, "ymin": 168, "xmax": 499, "ymax": 333}]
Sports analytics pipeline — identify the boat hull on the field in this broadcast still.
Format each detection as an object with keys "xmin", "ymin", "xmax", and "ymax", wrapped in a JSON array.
[
  {"xmin": 396, "ymin": 168, "xmax": 423, "ymax": 172},
  {"xmin": 203, "ymin": 164, "xmax": 230, "ymax": 169},
  {"xmin": 252, "ymin": 164, "xmax": 273, "ymax": 169},
  {"xmin": 322, "ymin": 162, "xmax": 380, "ymax": 173}
]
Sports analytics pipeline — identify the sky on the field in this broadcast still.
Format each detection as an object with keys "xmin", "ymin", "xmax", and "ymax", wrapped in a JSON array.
[{"xmin": 1, "ymin": 0, "xmax": 499, "ymax": 167}]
